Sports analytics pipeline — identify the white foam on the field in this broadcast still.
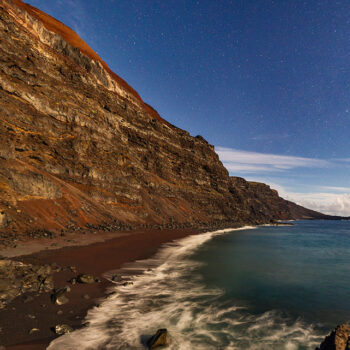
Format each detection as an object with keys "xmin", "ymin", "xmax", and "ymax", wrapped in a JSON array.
[{"xmin": 47, "ymin": 226, "xmax": 324, "ymax": 350}]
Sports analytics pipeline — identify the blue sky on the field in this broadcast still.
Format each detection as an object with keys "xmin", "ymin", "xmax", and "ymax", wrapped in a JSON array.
[{"xmin": 27, "ymin": 0, "xmax": 350, "ymax": 215}]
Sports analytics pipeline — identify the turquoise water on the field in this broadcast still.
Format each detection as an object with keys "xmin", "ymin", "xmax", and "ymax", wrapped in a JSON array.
[
  {"xmin": 194, "ymin": 220, "xmax": 350, "ymax": 330},
  {"xmin": 48, "ymin": 221, "xmax": 350, "ymax": 350}
]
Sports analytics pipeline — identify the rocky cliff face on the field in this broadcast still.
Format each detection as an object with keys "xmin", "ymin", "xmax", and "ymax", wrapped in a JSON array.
[
  {"xmin": 316, "ymin": 324, "xmax": 350, "ymax": 350},
  {"xmin": 0, "ymin": 0, "xmax": 332, "ymax": 236}
]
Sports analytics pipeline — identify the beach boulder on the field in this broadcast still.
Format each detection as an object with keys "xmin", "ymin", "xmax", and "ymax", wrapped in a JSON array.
[
  {"xmin": 51, "ymin": 286, "xmax": 70, "ymax": 305},
  {"xmin": 147, "ymin": 329, "xmax": 170, "ymax": 349},
  {"xmin": 0, "ymin": 260, "xmax": 54, "ymax": 309},
  {"xmin": 54, "ymin": 324, "xmax": 73, "ymax": 335},
  {"xmin": 316, "ymin": 323, "xmax": 350, "ymax": 350},
  {"xmin": 77, "ymin": 274, "xmax": 95, "ymax": 284}
]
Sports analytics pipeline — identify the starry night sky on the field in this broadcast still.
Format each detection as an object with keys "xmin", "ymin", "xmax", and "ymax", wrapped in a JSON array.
[{"xmin": 27, "ymin": 0, "xmax": 350, "ymax": 215}]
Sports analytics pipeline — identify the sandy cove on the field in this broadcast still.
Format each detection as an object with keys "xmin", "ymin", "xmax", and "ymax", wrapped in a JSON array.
[{"xmin": 0, "ymin": 228, "xmax": 200, "ymax": 349}]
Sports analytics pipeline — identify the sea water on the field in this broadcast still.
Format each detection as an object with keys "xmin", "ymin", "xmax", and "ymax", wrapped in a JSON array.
[{"xmin": 48, "ymin": 220, "xmax": 350, "ymax": 349}]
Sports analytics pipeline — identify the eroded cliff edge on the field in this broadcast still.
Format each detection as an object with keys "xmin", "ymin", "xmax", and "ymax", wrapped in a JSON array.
[{"xmin": 0, "ymin": 0, "xmax": 334, "ymax": 237}]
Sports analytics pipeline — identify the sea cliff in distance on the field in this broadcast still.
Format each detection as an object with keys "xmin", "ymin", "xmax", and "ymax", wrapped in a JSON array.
[{"xmin": 0, "ymin": 0, "xmax": 344, "ymax": 243}]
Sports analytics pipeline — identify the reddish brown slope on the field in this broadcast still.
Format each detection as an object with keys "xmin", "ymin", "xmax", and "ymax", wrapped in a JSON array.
[{"xmin": 11, "ymin": 0, "xmax": 169, "ymax": 125}]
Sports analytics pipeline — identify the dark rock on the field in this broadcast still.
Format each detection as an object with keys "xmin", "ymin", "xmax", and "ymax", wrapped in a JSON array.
[
  {"xmin": 69, "ymin": 266, "xmax": 77, "ymax": 273},
  {"xmin": 51, "ymin": 263, "xmax": 61, "ymax": 272},
  {"xmin": 0, "ymin": 211, "xmax": 10, "ymax": 228},
  {"xmin": 54, "ymin": 324, "xmax": 73, "ymax": 335},
  {"xmin": 77, "ymin": 274, "xmax": 95, "ymax": 284},
  {"xmin": 111, "ymin": 275, "xmax": 120, "ymax": 282},
  {"xmin": 316, "ymin": 324, "xmax": 350, "ymax": 350},
  {"xmin": 122, "ymin": 281, "xmax": 133, "ymax": 287},
  {"xmin": 147, "ymin": 329, "xmax": 170, "ymax": 349},
  {"xmin": 54, "ymin": 294, "xmax": 69, "ymax": 306},
  {"xmin": 29, "ymin": 328, "xmax": 40, "ymax": 334},
  {"xmin": 39, "ymin": 274, "xmax": 54, "ymax": 292},
  {"xmin": 68, "ymin": 277, "xmax": 77, "ymax": 285},
  {"xmin": 51, "ymin": 286, "xmax": 70, "ymax": 305},
  {"xmin": 0, "ymin": 260, "xmax": 54, "ymax": 309}
]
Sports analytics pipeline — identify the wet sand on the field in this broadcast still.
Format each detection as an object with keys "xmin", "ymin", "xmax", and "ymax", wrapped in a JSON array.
[{"xmin": 0, "ymin": 228, "xmax": 199, "ymax": 349}]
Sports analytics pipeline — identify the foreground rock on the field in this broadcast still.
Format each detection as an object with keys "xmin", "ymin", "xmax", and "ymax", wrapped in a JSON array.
[
  {"xmin": 29, "ymin": 328, "xmax": 40, "ymax": 335},
  {"xmin": 316, "ymin": 324, "xmax": 350, "ymax": 350},
  {"xmin": 0, "ymin": 259, "xmax": 53, "ymax": 309},
  {"xmin": 51, "ymin": 286, "xmax": 70, "ymax": 305},
  {"xmin": 76, "ymin": 274, "xmax": 96, "ymax": 284},
  {"xmin": 147, "ymin": 329, "xmax": 170, "ymax": 349},
  {"xmin": 54, "ymin": 324, "xmax": 73, "ymax": 335}
]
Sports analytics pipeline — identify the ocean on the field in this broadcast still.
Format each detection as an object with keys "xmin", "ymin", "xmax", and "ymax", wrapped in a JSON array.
[{"xmin": 47, "ymin": 220, "xmax": 350, "ymax": 349}]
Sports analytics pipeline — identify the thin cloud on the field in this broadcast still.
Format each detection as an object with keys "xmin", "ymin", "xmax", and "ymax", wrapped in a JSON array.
[
  {"xmin": 216, "ymin": 147, "xmax": 330, "ymax": 174},
  {"xmin": 225, "ymin": 164, "xmax": 284, "ymax": 173},
  {"xmin": 319, "ymin": 186, "xmax": 350, "ymax": 193},
  {"xmin": 278, "ymin": 188, "xmax": 350, "ymax": 217},
  {"xmin": 335, "ymin": 158, "xmax": 350, "ymax": 162}
]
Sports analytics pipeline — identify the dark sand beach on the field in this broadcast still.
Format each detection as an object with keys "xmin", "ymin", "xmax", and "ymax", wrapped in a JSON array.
[{"xmin": 0, "ymin": 228, "xmax": 199, "ymax": 349}]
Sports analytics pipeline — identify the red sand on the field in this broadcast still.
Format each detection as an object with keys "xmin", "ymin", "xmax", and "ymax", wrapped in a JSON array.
[{"xmin": 1, "ymin": 228, "xmax": 199, "ymax": 349}]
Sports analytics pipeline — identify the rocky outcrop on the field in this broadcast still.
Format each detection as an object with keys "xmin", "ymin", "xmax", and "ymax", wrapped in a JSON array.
[
  {"xmin": 147, "ymin": 329, "xmax": 170, "ymax": 349},
  {"xmin": 0, "ymin": 0, "xmax": 337, "ymax": 237},
  {"xmin": 0, "ymin": 259, "xmax": 54, "ymax": 309},
  {"xmin": 54, "ymin": 324, "xmax": 73, "ymax": 335},
  {"xmin": 316, "ymin": 324, "xmax": 350, "ymax": 350},
  {"xmin": 229, "ymin": 177, "xmax": 331, "ymax": 221}
]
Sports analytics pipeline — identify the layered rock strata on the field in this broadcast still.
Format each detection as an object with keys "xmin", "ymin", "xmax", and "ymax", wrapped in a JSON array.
[{"xmin": 0, "ymin": 0, "xmax": 336, "ymax": 236}]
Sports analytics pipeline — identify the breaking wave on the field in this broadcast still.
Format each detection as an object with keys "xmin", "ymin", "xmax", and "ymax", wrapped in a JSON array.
[{"xmin": 47, "ymin": 227, "xmax": 323, "ymax": 350}]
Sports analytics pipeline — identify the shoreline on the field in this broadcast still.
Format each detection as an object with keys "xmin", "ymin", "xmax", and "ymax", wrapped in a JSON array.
[
  {"xmin": 0, "ymin": 222, "xmax": 294, "ymax": 349},
  {"xmin": 0, "ymin": 228, "xmax": 201, "ymax": 349}
]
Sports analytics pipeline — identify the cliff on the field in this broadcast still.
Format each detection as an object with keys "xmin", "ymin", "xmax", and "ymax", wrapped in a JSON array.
[{"xmin": 0, "ymin": 0, "xmax": 333, "ymax": 237}]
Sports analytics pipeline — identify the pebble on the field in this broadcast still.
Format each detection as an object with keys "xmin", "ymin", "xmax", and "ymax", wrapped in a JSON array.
[
  {"xmin": 68, "ymin": 277, "xmax": 77, "ymax": 285},
  {"xmin": 29, "ymin": 328, "xmax": 40, "ymax": 334},
  {"xmin": 122, "ymin": 281, "xmax": 133, "ymax": 286},
  {"xmin": 77, "ymin": 274, "xmax": 95, "ymax": 284}
]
